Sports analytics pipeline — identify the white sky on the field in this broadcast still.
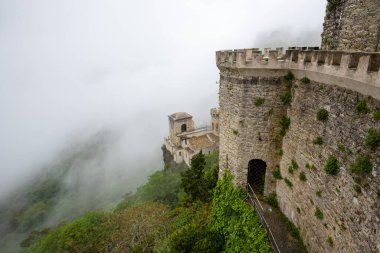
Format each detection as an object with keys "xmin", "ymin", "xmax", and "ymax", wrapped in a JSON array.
[{"xmin": 0, "ymin": 0, "xmax": 326, "ymax": 197}]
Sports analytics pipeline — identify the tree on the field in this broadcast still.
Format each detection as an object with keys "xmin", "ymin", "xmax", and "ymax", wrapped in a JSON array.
[{"xmin": 181, "ymin": 151, "xmax": 208, "ymax": 202}]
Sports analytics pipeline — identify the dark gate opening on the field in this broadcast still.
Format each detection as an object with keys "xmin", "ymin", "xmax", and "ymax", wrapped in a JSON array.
[
  {"xmin": 248, "ymin": 159, "xmax": 267, "ymax": 195},
  {"xmin": 181, "ymin": 124, "xmax": 187, "ymax": 132}
]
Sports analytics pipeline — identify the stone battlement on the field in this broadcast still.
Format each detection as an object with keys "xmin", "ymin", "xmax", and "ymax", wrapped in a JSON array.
[{"xmin": 216, "ymin": 47, "xmax": 380, "ymax": 99}]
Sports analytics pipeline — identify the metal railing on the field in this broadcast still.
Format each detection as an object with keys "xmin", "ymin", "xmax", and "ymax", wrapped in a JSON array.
[{"xmin": 246, "ymin": 183, "xmax": 281, "ymax": 253}]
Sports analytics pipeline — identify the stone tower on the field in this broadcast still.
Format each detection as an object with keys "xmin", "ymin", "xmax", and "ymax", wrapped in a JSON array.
[
  {"xmin": 322, "ymin": 0, "xmax": 380, "ymax": 52},
  {"xmin": 168, "ymin": 112, "xmax": 195, "ymax": 147}
]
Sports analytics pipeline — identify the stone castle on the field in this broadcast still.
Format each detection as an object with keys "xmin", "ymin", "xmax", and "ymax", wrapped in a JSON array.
[
  {"xmin": 164, "ymin": 109, "xmax": 219, "ymax": 166},
  {"xmin": 216, "ymin": 0, "xmax": 380, "ymax": 252}
]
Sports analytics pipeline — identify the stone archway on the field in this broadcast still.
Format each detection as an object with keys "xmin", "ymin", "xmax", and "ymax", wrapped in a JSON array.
[{"xmin": 247, "ymin": 159, "xmax": 267, "ymax": 195}]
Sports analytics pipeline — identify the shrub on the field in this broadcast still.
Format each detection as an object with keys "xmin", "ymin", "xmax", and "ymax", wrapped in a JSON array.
[
  {"xmin": 273, "ymin": 168, "xmax": 282, "ymax": 180},
  {"xmin": 350, "ymin": 155, "xmax": 373, "ymax": 174},
  {"xmin": 288, "ymin": 166, "xmax": 294, "ymax": 175},
  {"xmin": 327, "ymin": 236, "xmax": 334, "ymax": 247},
  {"xmin": 300, "ymin": 77, "xmax": 310, "ymax": 84},
  {"xmin": 313, "ymin": 136, "xmax": 324, "ymax": 145},
  {"xmin": 280, "ymin": 91, "xmax": 292, "ymax": 105},
  {"xmin": 277, "ymin": 149, "xmax": 283, "ymax": 156},
  {"xmin": 210, "ymin": 171, "xmax": 271, "ymax": 252},
  {"xmin": 316, "ymin": 191, "xmax": 322, "ymax": 197},
  {"xmin": 354, "ymin": 176, "xmax": 362, "ymax": 185},
  {"xmin": 317, "ymin": 108, "xmax": 329, "ymax": 122},
  {"xmin": 365, "ymin": 128, "xmax": 380, "ymax": 149},
  {"xmin": 280, "ymin": 116, "xmax": 291, "ymax": 136},
  {"xmin": 324, "ymin": 155, "xmax": 339, "ymax": 175},
  {"xmin": 315, "ymin": 207, "xmax": 324, "ymax": 220},
  {"xmin": 265, "ymin": 193, "xmax": 279, "ymax": 208},
  {"xmin": 291, "ymin": 159, "xmax": 299, "ymax": 170},
  {"xmin": 284, "ymin": 71, "xmax": 295, "ymax": 82},
  {"xmin": 355, "ymin": 99, "xmax": 369, "ymax": 114},
  {"xmin": 373, "ymin": 110, "xmax": 380, "ymax": 120},
  {"xmin": 255, "ymin": 97, "xmax": 265, "ymax": 106},
  {"xmin": 232, "ymin": 129, "xmax": 239, "ymax": 136},
  {"xmin": 299, "ymin": 172, "xmax": 307, "ymax": 181},
  {"xmin": 354, "ymin": 184, "xmax": 362, "ymax": 194},
  {"xmin": 284, "ymin": 178, "xmax": 293, "ymax": 188}
]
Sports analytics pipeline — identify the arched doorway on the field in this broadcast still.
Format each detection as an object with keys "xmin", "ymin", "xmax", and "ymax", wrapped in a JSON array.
[
  {"xmin": 181, "ymin": 124, "xmax": 187, "ymax": 132},
  {"xmin": 247, "ymin": 159, "xmax": 267, "ymax": 195}
]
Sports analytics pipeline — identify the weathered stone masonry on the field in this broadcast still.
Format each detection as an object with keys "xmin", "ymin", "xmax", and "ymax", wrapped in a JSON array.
[{"xmin": 217, "ymin": 48, "xmax": 380, "ymax": 252}]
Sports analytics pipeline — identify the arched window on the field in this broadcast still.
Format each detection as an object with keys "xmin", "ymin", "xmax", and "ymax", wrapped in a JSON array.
[{"xmin": 181, "ymin": 124, "xmax": 187, "ymax": 132}]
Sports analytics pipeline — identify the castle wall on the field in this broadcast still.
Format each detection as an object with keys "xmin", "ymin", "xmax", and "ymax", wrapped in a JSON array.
[
  {"xmin": 322, "ymin": 0, "xmax": 380, "ymax": 52},
  {"xmin": 217, "ymin": 49, "xmax": 380, "ymax": 252},
  {"xmin": 278, "ymin": 80, "xmax": 380, "ymax": 253}
]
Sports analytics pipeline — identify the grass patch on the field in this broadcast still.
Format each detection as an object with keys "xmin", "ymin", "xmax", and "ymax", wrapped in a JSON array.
[
  {"xmin": 299, "ymin": 172, "xmax": 306, "ymax": 181},
  {"xmin": 313, "ymin": 136, "xmax": 324, "ymax": 145},
  {"xmin": 317, "ymin": 108, "xmax": 329, "ymax": 122},
  {"xmin": 232, "ymin": 129, "xmax": 239, "ymax": 136},
  {"xmin": 280, "ymin": 116, "xmax": 291, "ymax": 136},
  {"xmin": 373, "ymin": 110, "xmax": 380, "ymax": 120},
  {"xmin": 324, "ymin": 155, "xmax": 339, "ymax": 175},
  {"xmin": 284, "ymin": 71, "xmax": 295, "ymax": 82},
  {"xmin": 365, "ymin": 128, "xmax": 380, "ymax": 149},
  {"xmin": 355, "ymin": 99, "xmax": 369, "ymax": 114},
  {"xmin": 326, "ymin": 236, "xmax": 334, "ymax": 247},
  {"xmin": 315, "ymin": 207, "xmax": 324, "ymax": 220},
  {"xmin": 300, "ymin": 77, "xmax": 310, "ymax": 84},
  {"xmin": 277, "ymin": 149, "xmax": 283, "ymax": 156},
  {"xmin": 265, "ymin": 193, "xmax": 279, "ymax": 208},
  {"xmin": 280, "ymin": 91, "xmax": 292, "ymax": 105},
  {"xmin": 255, "ymin": 97, "xmax": 265, "ymax": 106},
  {"xmin": 284, "ymin": 178, "xmax": 293, "ymax": 188},
  {"xmin": 316, "ymin": 191, "xmax": 322, "ymax": 197},
  {"xmin": 291, "ymin": 159, "xmax": 299, "ymax": 170},
  {"xmin": 350, "ymin": 155, "xmax": 373, "ymax": 174},
  {"xmin": 273, "ymin": 167, "xmax": 282, "ymax": 180},
  {"xmin": 354, "ymin": 184, "xmax": 362, "ymax": 194}
]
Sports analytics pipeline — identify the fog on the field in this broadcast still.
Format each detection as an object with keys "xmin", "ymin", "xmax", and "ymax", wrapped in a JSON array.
[{"xmin": 0, "ymin": 0, "xmax": 326, "ymax": 200}]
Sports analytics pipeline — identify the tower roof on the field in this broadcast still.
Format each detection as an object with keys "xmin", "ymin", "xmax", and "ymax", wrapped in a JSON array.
[{"xmin": 169, "ymin": 112, "xmax": 192, "ymax": 121}]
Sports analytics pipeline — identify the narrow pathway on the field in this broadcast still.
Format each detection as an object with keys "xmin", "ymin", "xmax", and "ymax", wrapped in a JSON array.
[{"xmin": 246, "ymin": 185, "xmax": 306, "ymax": 253}]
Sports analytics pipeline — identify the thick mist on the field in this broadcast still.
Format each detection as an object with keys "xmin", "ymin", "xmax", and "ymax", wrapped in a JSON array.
[{"xmin": 0, "ymin": 0, "xmax": 326, "ymax": 199}]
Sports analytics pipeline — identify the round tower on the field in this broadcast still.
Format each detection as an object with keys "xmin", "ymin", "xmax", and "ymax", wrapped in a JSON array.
[{"xmin": 322, "ymin": 0, "xmax": 380, "ymax": 52}]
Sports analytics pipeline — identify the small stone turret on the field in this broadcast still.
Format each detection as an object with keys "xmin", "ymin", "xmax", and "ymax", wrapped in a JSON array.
[{"xmin": 168, "ymin": 112, "xmax": 195, "ymax": 147}]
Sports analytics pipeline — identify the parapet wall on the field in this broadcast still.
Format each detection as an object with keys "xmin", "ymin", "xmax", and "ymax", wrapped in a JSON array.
[{"xmin": 217, "ymin": 47, "xmax": 380, "ymax": 100}]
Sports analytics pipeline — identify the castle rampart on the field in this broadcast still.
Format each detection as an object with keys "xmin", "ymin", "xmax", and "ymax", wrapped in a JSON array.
[{"xmin": 217, "ymin": 48, "xmax": 380, "ymax": 100}]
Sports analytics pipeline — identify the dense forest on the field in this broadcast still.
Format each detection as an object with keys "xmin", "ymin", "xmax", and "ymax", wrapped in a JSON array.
[{"xmin": 20, "ymin": 149, "xmax": 272, "ymax": 252}]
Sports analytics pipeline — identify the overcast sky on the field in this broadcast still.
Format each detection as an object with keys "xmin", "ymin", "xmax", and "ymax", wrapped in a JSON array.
[{"xmin": 0, "ymin": 0, "xmax": 326, "ymax": 197}]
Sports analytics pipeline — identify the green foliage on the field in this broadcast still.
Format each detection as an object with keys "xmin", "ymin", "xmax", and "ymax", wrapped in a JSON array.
[
  {"xmin": 300, "ymin": 77, "xmax": 310, "ymax": 84},
  {"xmin": 265, "ymin": 193, "xmax": 279, "ymax": 208},
  {"xmin": 167, "ymin": 204, "xmax": 224, "ymax": 253},
  {"xmin": 273, "ymin": 167, "xmax": 282, "ymax": 180},
  {"xmin": 315, "ymin": 207, "xmax": 324, "ymax": 220},
  {"xmin": 23, "ymin": 212, "xmax": 112, "ymax": 253},
  {"xmin": 136, "ymin": 169, "xmax": 181, "ymax": 207},
  {"xmin": 281, "ymin": 91, "xmax": 292, "ymax": 105},
  {"xmin": 313, "ymin": 136, "xmax": 324, "ymax": 145},
  {"xmin": 232, "ymin": 129, "xmax": 239, "ymax": 136},
  {"xmin": 283, "ymin": 217, "xmax": 308, "ymax": 252},
  {"xmin": 326, "ymin": 236, "xmax": 334, "ymax": 247},
  {"xmin": 324, "ymin": 155, "xmax": 339, "ymax": 175},
  {"xmin": 350, "ymin": 155, "xmax": 373, "ymax": 174},
  {"xmin": 284, "ymin": 178, "xmax": 293, "ymax": 188},
  {"xmin": 355, "ymin": 99, "xmax": 369, "ymax": 114},
  {"xmin": 17, "ymin": 202, "xmax": 49, "ymax": 232},
  {"xmin": 291, "ymin": 160, "xmax": 299, "ymax": 170},
  {"xmin": 299, "ymin": 172, "xmax": 307, "ymax": 181},
  {"xmin": 210, "ymin": 171, "xmax": 271, "ymax": 253},
  {"xmin": 317, "ymin": 109, "xmax": 329, "ymax": 122},
  {"xmin": 277, "ymin": 149, "xmax": 283, "ymax": 156},
  {"xmin": 354, "ymin": 184, "xmax": 362, "ymax": 194},
  {"xmin": 316, "ymin": 191, "xmax": 322, "ymax": 198},
  {"xmin": 181, "ymin": 151, "xmax": 210, "ymax": 202},
  {"xmin": 288, "ymin": 166, "xmax": 294, "ymax": 175},
  {"xmin": 365, "ymin": 128, "xmax": 380, "ymax": 149},
  {"xmin": 255, "ymin": 97, "xmax": 265, "ymax": 106},
  {"xmin": 280, "ymin": 116, "xmax": 291, "ymax": 136},
  {"xmin": 181, "ymin": 152, "xmax": 219, "ymax": 203},
  {"xmin": 326, "ymin": 0, "xmax": 338, "ymax": 17},
  {"xmin": 373, "ymin": 110, "xmax": 380, "ymax": 120},
  {"xmin": 284, "ymin": 71, "xmax": 295, "ymax": 82}
]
